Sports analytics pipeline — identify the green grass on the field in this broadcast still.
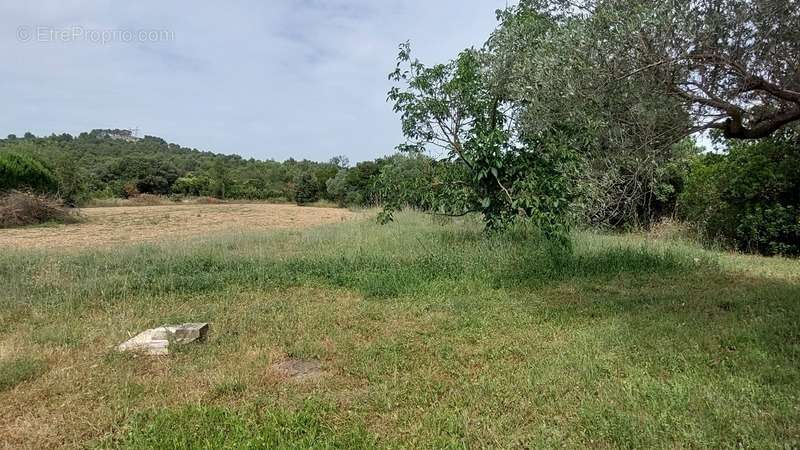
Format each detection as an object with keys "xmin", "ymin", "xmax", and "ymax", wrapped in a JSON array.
[
  {"xmin": 0, "ymin": 211, "xmax": 798, "ymax": 448},
  {"xmin": 109, "ymin": 400, "xmax": 376, "ymax": 449},
  {"xmin": 0, "ymin": 357, "xmax": 47, "ymax": 392}
]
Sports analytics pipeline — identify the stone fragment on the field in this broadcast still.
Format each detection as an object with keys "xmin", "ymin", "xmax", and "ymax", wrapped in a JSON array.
[
  {"xmin": 167, "ymin": 323, "xmax": 209, "ymax": 344},
  {"xmin": 117, "ymin": 323, "xmax": 209, "ymax": 355}
]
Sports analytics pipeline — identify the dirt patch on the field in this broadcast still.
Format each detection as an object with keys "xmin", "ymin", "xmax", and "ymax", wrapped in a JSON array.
[
  {"xmin": 0, "ymin": 203, "xmax": 354, "ymax": 250},
  {"xmin": 270, "ymin": 358, "xmax": 324, "ymax": 382}
]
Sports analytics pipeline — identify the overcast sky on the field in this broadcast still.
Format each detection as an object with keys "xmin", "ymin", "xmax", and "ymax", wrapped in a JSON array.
[{"xmin": 1, "ymin": 1, "xmax": 512, "ymax": 162}]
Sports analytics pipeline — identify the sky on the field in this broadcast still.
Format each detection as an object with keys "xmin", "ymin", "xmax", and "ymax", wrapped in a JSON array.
[{"xmin": 0, "ymin": 1, "xmax": 513, "ymax": 162}]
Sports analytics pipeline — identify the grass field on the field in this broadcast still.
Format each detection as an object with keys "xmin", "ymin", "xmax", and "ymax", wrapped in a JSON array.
[
  {"xmin": 0, "ymin": 209, "xmax": 798, "ymax": 448},
  {"xmin": 0, "ymin": 203, "xmax": 353, "ymax": 250}
]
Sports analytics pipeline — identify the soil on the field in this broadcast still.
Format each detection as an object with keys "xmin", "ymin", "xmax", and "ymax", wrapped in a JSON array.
[{"xmin": 269, "ymin": 358, "xmax": 324, "ymax": 381}]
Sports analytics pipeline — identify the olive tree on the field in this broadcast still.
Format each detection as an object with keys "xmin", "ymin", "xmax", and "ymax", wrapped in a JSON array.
[
  {"xmin": 512, "ymin": 0, "xmax": 800, "ymax": 140},
  {"xmin": 488, "ymin": 0, "xmax": 799, "ymax": 227}
]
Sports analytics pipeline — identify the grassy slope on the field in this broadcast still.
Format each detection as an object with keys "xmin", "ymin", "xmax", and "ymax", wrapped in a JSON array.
[{"xmin": 0, "ymin": 212, "xmax": 798, "ymax": 449}]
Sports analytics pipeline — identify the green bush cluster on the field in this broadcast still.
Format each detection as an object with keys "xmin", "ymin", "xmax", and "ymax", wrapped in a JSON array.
[
  {"xmin": 0, "ymin": 152, "xmax": 58, "ymax": 194},
  {"xmin": 293, "ymin": 171, "xmax": 320, "ymax": 205},
  {"xmin": 680, "ymin": 132, "xmax": 800, "ymax": 256}
]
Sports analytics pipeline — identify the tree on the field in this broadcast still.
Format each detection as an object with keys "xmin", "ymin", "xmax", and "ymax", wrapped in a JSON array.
[
  {"xmin": 486, "ymin": 3, "xmax": 707, "ymax": 227},
  {"xmin": 375, "ymin": 154, "xmax": 436, "ymax": 210},
  {"xmin": 0, "ymin": 152, "xmax": 58, "ymax": 194},
  {"xmin": 173, "ymin": 174, "xmax": 213, "ymax": 197},
  {"xmin": 329, "ymin": 155, "xmax": 350, "ymax": 169},
  {"xmin": 293, "ymin": 171, "xmax": 320, "ymax": 205},
  {"xmin": 679, "ymin": 130, "xmax": 800, "ymax": 255},
  {"xmin": 386, "ymin": 42, "xmax": 579, "ymax": 236},
  {"xmin": 512, "ymin": 0, "xmax": 800, "ymax": 140},
  {"xmin": 326, "ymin": 169, "xmax": 350, "ymax": 206},
  {"xmin": 52, "ymin": 155, "xmax": 87, "ymax": 206},
  {"xmin": 386, "ymin": 44, "xmax": 514, "ymax": 227},
  {"xmin": 209, "ymin": 160, "xmax": 231, "ymax": 199}
]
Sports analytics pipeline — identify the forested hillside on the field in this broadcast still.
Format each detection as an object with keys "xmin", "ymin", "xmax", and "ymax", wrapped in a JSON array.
[{"xmin": 0, "ymin": 130, "xmax": 414, "ymax": 206}]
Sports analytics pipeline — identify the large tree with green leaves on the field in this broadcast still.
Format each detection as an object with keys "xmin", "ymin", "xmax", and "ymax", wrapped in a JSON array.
[
  {"xmin": 386, "ymin": 42, "xmax": 578, "ymax": 235},
  {"xmin": 508, "ymin": 0, "xmax": 800, "ymax": 141},
  {"xmin": 479, "ymin": 0, "xmax": 799, "ymax": 227}
]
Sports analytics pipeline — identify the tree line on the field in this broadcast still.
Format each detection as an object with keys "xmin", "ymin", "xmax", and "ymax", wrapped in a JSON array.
[{"xmin": 0, "ymin": 130, "xmax": 437, "ymax": 209}]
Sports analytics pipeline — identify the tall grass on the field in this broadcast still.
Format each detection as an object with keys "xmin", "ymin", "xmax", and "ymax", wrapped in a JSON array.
[
  {"xmin": 0, "ymin": 211, "xmax": 798, "ymax": 448},
  {"xmin": 0, "ymin": 212, "xmax": 708, "ymax": 311}
]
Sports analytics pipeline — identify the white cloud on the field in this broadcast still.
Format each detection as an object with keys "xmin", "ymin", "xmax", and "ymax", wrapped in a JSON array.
[{"xmin": 0, "ymin": 1, "xmax": 511, "ymax": 161}]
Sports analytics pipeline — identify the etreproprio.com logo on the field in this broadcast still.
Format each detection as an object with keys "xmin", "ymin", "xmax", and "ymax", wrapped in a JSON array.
[{"xmin": 17, "ymin": 25, "xmax": 174, "ymax": 44}]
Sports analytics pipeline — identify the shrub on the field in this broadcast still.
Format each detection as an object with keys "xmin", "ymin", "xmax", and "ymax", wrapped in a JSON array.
[
  {"xmin": 172, "ymin": 174, "xmax": 213, "ymax": 197},
  {"xmin": 0, "ymin": 152, "xmax": 58, "ymax": 194},
  {"xmin": 680, "ymin": 132, "xmax": 800, "ymax": 256},
  {"xmin": 51, "ymin": 156, "xmax": 88, "ymax": 207},
  {"xmin": 0, "ymin": 191, "xmax": 79, "ymax": 228},
  {"xmin": 121, "ymin": 182, "xmax": 140, "ymax": 199},
  {"xmin": 294, "ymin": 171, "xmax": 320, "ymax": 205}
]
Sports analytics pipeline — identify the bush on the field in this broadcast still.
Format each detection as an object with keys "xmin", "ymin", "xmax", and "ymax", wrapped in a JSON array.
[
  {"xmin": 680, "ymin": 132, "xmax": 800, "ymax": 256},
  {"xmin": 0, "ymin": 152, "xmax": 58, "ymax": 194},
  {"xmin": 51, "ymin": 156, "xmax": 88, "ymax": 206},
  {"xmin": 294, "ymin": 171, "xmax": 320, "ymax": 205},
  {"xmin": 0, "ymin": 191, "xmax": 79, "ymax": 228}
]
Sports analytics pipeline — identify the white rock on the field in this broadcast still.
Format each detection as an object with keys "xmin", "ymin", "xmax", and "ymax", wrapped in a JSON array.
[{"xmin": 117, "ymin": 323, "xmax": 208, "ymax": 355}]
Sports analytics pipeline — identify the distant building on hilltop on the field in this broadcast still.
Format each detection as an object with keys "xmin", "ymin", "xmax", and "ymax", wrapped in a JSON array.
[{"xmin": 93, "ymin": 128, "xmax": 142, "ymax": 142}]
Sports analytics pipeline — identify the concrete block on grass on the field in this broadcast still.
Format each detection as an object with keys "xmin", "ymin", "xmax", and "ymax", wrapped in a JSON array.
[{"xmin": 117, "ymin": 323, "xmax": 209, "ymax": 356}]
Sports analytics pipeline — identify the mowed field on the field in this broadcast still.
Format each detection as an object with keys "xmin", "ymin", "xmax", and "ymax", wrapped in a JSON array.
[
  {"xmin": 0, "ymin": 203, "xmax": 354, "ymax": 250},
  {"xmin": 0, "ymin": 207, "xmax": 798, "ymax": 449}
]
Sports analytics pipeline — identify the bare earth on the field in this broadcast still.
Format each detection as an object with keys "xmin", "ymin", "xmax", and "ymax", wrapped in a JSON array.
[{"xmin": 0, "ymin": 203, "xmax": 354, "ymax": 250}]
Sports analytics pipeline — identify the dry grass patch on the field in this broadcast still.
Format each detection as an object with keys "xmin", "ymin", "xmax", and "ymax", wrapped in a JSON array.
[{"xmin": 0, "ymin": 202, "xmax": 355, "ymax": 250}]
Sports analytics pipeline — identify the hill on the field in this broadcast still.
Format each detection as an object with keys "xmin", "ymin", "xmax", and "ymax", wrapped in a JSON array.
[{"xmin": 0, "ymin": 130, "xmax": 354, "ymax": 202}]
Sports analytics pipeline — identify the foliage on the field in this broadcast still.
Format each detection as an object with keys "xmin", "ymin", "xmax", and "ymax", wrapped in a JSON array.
[
  {"xmin": 51, "ymin": 155, "xmax": 88, "ymax": 206},
  {"xmin": 326, "ymin": 160, "xmax": 384, "ymax": 207},
  {"xmin": 374, "ymin": 153, "xmax": 436, "ymax": 211},
  {"xmin": 0, "ymin": 131, "xmax": 353, "ymax": 204},
  {"xmin": 0, "ymin": 152, "xmax": 58, "ymax": 194},
  {"xmin": 171, "ymin": 174, "xmax": 213, "ymax": 197},
  {"xmin": 325, "ymin": 169, "xmax": 351, "ymax": 206},
  {"xmin": 293, "ymin": 171, "xmax": 320, "ymax": 205},
  {"xmin": 386, "ymin": 43, "xmax": 579, "ymax": 237},
  {"xmin": 579, "ymin": 138, "xmax": 699, "ymax": 228},
  {"xmin": 0, "ymin": 130, "xmax": 452, "ymax": 211},
  {"xmin": 680, "ymin": 132, "xmax": 800, "ymax": 256},
  {"xmin": 478, "ymin": 0, "xmax": 797, "ymax": 229},
  {"xmin": 512, "ymin": 0, "xmax": 800, "ymax": 140}
]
